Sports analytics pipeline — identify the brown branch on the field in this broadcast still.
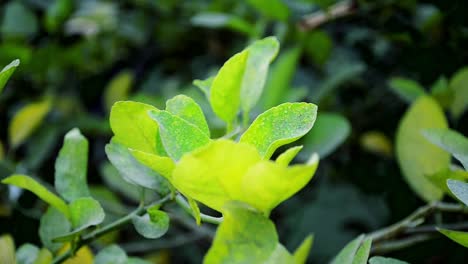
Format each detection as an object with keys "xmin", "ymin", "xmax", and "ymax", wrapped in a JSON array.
[{"xmin": 298, "ymin": 1, "xmax": 356, "ymax": 31}]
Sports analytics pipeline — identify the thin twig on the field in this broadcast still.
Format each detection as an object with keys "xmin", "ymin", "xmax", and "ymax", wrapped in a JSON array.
[
  {"xmin": 298, "ymin": 1, "xmax": 356, "ymax": 31},
  {"xmin": 371, "ymin": 234, "xmax": 435, "ymax": 254}
]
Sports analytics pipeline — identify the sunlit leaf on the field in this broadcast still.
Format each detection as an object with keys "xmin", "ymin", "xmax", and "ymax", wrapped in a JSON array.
[
  {"xmin": 330, "ymin": 235, "xmax": 364, "ymax": 264},
  {"xmin": 166, "ymin": 95, "xmax": 210, "ymax": 136},
  {"xmin": 9, "ymin": 99, "xmax": 51, "ymax": 148},
  {"xmin": 68, "ymin": 197, "xmax": 105, "ymax": 231},
  {"xmin": 0, "ymin": 59, "xmax": 19, "ymax": 94},
  {"xmin": 58, "ymin": 244, "xmax": 93, "ymax": 264},
  {"xmin": 110, "ymin": 101, "xmax": 163, "ymax": 155},
  {"xmin": 302, "ymin": 113, "xmax": 350, "ymax": 158},
  {"xmin": 148, "ymin": 110, "xmax": 210, "ymax": 160},
  {"xmin": 360, "ymin": 131, "xmax": 393, "ymax": 157},
  {"xmin": 210, "ymin": 49, "xmax": 248, "ymax": 125},
  {"xmin": 0, "ymin": 234, "xmax": 15, "ymax": 264},
  {"xmin": 104, "ymin": 71, "xmax": 134, "ymax": 112},
  {"xmin": 188, "ymin": 197, "xmax": 201, "ymax": 225},
  {"xmin": 352, "ymin": 237, "xmax": 372, "ymax": 264},
  {"xmin": 39, "ymin": 207, "xmax": 71, "ymax": 252},
  {"xmin": 34, "ymin": 248, "xmax": 52, "ymax": 264},
  {"xmin": 94, "ymin": 245, "xmax": 127, "ymax": 264},
  {"xmin": 276, "ymin": 146, "xmax": 303, "ymax": 166},
  {"xmin": 449, "ymin": 67, "xmax": 468, "ymax": 119},
  {"xmin": 132, "ymin": 207, "xmax": 169, "ymax": 239},
  {"xmin": 396, "ymin": 96, "xmax": 449, "ymax": 201},
  {"xmin": 241, "ymin": 102, "xmax": 317, "ymax": 159},
  {"xmin": 438, "ymin": 228, "xmax": 468, "ymax": 248},
  {"xmin": 423, "ymin": 128, "xmax": 468, "ymax": 170},
  {"xmin": 2, "ymin": 175, "xmax": 69, "ymax": 218},
  {"xmin": 293, "ymin": 235, "xmax": 314, "ymax": 264},
  {"xmin": 388, "ymin": 77, "xmax": 426, "ymax": 103},
  {"xmin": 55, "ymin": 128, "xmax": 90, "ymax": 202},
  {"xmin": 426, "ymin": 169, "xmax": 468, "ymax": 198},
  {"xmin": 204, "ymin": 201, "xmax": 278, "ymax": 263},
  {"xmin": 129, "ymin": 149, "xmax": 175, "ymax": 180}
]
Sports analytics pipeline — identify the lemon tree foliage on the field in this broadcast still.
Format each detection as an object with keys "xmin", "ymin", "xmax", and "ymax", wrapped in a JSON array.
[{"xmin": 1, "ymin": 37, "xmax": 325, "ymax": 263}]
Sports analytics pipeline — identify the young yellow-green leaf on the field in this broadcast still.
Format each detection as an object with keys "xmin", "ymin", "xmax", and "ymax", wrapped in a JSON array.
[
  {"xmin": 265, "ymin": 244, "xmax": 295, "ymax": 264},
  {"xmin": 352, "ymin": 237, "xmax": 372, "ymax": 264},
  {"xmin": 438, "ymin": 228, "xmax": 468, "ymax": 248},
  {"xmin": 193, "ymin": 76, "xmax": 214, "ymax": 98},
  {"xmin": 2, "ymin": 175, "xmax": 69, "ymax": 218},
  {"xmin": 423, "ymin": 128, "xmax": 468, "ymax": 170},
  {"xmin": 94, "ymin": 245, "xmax": 127, "ymax": 264},
  {"xmin": 261, "ymin": 46, "xmax": 301, "ymax": 110},
  {"xmin": 241, "ymin": 102, "xmax": 317, "ymax": 159},
  {"xmin": 293, "ymin": 235, "xmax": 314, "ymax": 264},
  {"xmin": 210, "ymin": 49, "xmax": 248, "ymax": 125},
  {"xmin": 240, "ymin": 37, "xmax": 279, "ymax": 115},
  {"xmin": 360, "ymin": 131, "xmax": 393, "ymax": 157},
  {"xmin": 39, "ymin": 207, "xmax": 71, "ymax": 252},
  {"xmin": 276, "ymin": 146, "xmax": 303, "ymax": 166},
  {"xmin": 129, "ymin": 149, "xmax": 175, "ymax": 180},
  {"xmin": 246, "ymin": 0, "xmax": 289, "ymax": 21},
  {"xmin": 132, "ymin": 207, "xmax": 169, "ymax": 239},
  {"xmin": 388, "ymin": 77, "xmax": 426, "ymax": 103},
  {"xmin": 172, "ymin": 140, "xmax": 261, "ymax": 212},
  {"xmin": 302, "ymin": 113, "xmax": 350, "ymax": 158},
  {"xmin": 426, "ymin": 169, "xmax": 468, "ymax": 198},
  {"xmin": 204, "ymin": 201, "xmax": 278, "ymax": 264},
  {"xmin": 369, "ymin": 257, "xmax": 409, "ymax": 264},
  {"xmin": 188, "ymin": 197, "xmax": 201, "ymax": 225},
  {"xmin": 34, "ymin": 248, "xmax": 52, "ymax": 264},
  {"xmin": 9, "ymin": 99, "xmax": 51, "ymax": 148},
  {"xmin": 241, "ymin": 155, "xmax": 319, "ymax": 214},
  {"xmin": 148, "ymin": 110, "xmax": 210, "ymax": 161},
  {"xmin": 57, "ymin": 245, "xmax": 93, "ymax": 264},
  {"xmin": 106, "ymin": 140, "xmax": 169, "ymax": 192},
  {"xmin": 16, "ymin": 244, "xmax": 39, "ymax": 264},
  {"xmin": 447, "ymin": 179, "xmax": 468, "ymax": 207},
  {"xmin": 110, "ymin": 101, "xmax": 162, "ymax": 155},
  {"xmin": 449, "ymin": 67, "xmax": 468, "ymax": 119},
  {"xmin": 0, "ymin": 59, "xmax": 19, "ymax": 94},
  {"xmin": 68, "ymin": 197, "xmax": 105, "ymax": 231},
  {"xmin": 330, "ymin": 235, "xmax": 364, "ymax": 264},
  {"xmin": 166, "ymin": 95, "xmax": 210, "ymax": 136},
  {"xmin": 55, "ymin": 128, "xmax": 90, "ymax": 202},
  {"xmin": 0, "ymin": 234, "xmax": 15, "ymax": 264},
  {"xmin": 104, "ymin": 71, "xmax": 133, "ymax": 111},
  {"xmin": 396, "ymin": 96, "xmax": 449, "ymax": 202}
]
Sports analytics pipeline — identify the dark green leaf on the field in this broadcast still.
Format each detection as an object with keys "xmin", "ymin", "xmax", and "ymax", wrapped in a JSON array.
[
  {"xmin": 369, "ymin": 256, "xmax": 409, "ymax": 264},
  {"xmin": 388, "ymin": 77, "xmax": 426, "ymax": 103}
]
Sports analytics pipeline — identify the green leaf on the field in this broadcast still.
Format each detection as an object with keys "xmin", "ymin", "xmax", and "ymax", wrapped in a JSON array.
[
  {"xmin": 148, "ymin": 110, "xmax": 210, "ymax": 160},
  {"xmin": 396, "ymin": 96, "xmax": 449, "ymax": 201},
  {"xmin": 34, "ymin": 248, "xmax": 52, "ymax": 264},
  {"xmin": 94, "ymin": 245, "xmax": 127, "ymax": 264},
  {"xmin": 1, "ymin": 2, "xmax": 38, "ymax": 39},
  {"xmin": 39, "ymin": 207, "xmax": 71, "ymax": 252},
  {"xmin": 69, "ymin": 197, "xmax": 105, "ymax": 231},
  {"xmin": 210, "ymin": 49, "xmax": 248, "ymax": 125},
  {"xmin": 0, "ymin": 234, "xmax": 16, "ymax": 264},
  {"xmin": 166, "ymin": 95, "xmax": 210, "ymax": 136},
  {"xmin": 293, "ymin": 235, "xmax": 314, "ymax": 264},
  {"xmin": 132, "ymin": 207, "xmax": 169, "ymax": 239},
  {"xmin": 0, "ymin": 59, "xmax": 19, "ymax": 94},
  {"xmin": 276, "ymin": 146, "xmax": 303, "ymax": 166},
  {"xmin": 360, "ymin": 131, "xmax": 393, "ymax": 157},
  {"xmin": 55, "ymin": 128, "xmax": 90, "ymax": 202},
  {"xmin": 16, "ymin": 244, "xmax": 39, "ymax": 264},
  {"xmin": 388, "ymin": 77, "xmax": 426, "ymax": 103},
  {"xmin": 129, "ymin": 149, "xmax": 175, "ymax": 180},
  {"xmin": 44, "ymin": 0, "xmax": 72, "ymax": 33},
  {"xmin": 369, "ymin": 256, "xmax": 409, "ymax": 264},
  {"xmin": 110, "ymin": 101, "xmax": 163, "ymax": 155},
  {"xmin": 302, "ymin": 113, "xmax": 350, "ymax": 158},
  {"xmin": 126, "ymin": 258, "xmax": 151, "ymax": 264},
  {"xmin": 106, "ymin": 140, "xmax": 168, "ymax": 192},
  {"xmin": 188, "ymin": 197, "xmax": 201, "ymax": 225},
  {"xmin": 191, "ymin": 13, "xmax": 254, "ymax": 36},
  {"xmin": 305, "ymin": 30, "xmax": 332, "ymax": 66},
  {"xmin": 240, "ymin": 37, "xmax": 279, "ymax": 115},
  {"xmin": 246, "ymin": 0, "xmax": 289, "ymax": 21},
  {"xmin": 104, "ymin": 71, "xmax": 134, "ymax": 112},
  {"xmin": 430, "ymin": 76, "xmax": 453, "ymax": 109},
  {"xmin": 438, "ymin": 228, "xmax": 468, "ymax": 248},
  {"xmin": 204, "ymin": 201, "xmax": 278, "ymax": 263},
  {"xmin": 423, "ymin": 128, "xmax": 468, "ymax": 170},
  {"xmin": 447, "ymin": 179, "xmax": 468, "ymax": 207},
  {"xmin": 426, "ymin": 169, "xmax": 468, "ymax": 198},
  {"xmin": 449, "ymin": 67, "xmax": 468, "ymax": 119},
  {"xmin": 265, "ymin": 244, "xmax": 295, "ymax": 264},
  {"xmin": 2, "ymin": 175, "xmax": 69, "ymax": 218},
  {"xmin": 261, "ymin": 46, "xmax": 301, "ymax": 110},
  {"xmin": 241, "ymin": 102, "xmax": 317, "ymax": 159},
  {"xmin": 352, "ymin": 237, "xmax": 372, "ymax": 264},
  {"xmin": 9, "ymin": 99, "xmax": 51, "ymax": 148},
  {"xmin": 330, "ymin": 235, "xmax": 364, "ymax": 264},
  {"xmin": 193, "ymin": 77, "xmax": 213, "ymax": 98}
]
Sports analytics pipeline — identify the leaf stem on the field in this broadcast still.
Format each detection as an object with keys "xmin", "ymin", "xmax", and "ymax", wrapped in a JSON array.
[{"xmin": 175, "ymin": 194, "xmax": 223, "ymax": 225}]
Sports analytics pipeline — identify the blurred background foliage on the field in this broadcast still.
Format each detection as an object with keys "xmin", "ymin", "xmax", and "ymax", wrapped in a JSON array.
[{"xmin": 1, "ymin": 0, "xmax": 468, "ymax": 263}]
